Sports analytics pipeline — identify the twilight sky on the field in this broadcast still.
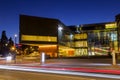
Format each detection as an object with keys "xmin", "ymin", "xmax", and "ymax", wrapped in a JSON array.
[{"xmin": 0, "ymin": 0, "xmax": 120, "ymax": 43}]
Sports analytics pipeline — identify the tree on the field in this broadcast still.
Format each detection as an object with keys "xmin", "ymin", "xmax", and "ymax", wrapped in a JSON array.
[
  {"xmin": 0, "ymin": 31, "xmax": 8, "ymax": 44},
  {"xmin": 8, "ymin": 37, "xmax": 14, "ymax": 48},
  {"xmin": 0, "ymin": 30, "xmax": 9, "ymax": 57}
]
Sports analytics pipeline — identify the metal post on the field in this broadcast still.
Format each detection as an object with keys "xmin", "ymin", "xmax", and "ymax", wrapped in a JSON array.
[
  {"xmin": 41, "ymin": 52, "xmax": 45, "ymax": 64},
  {"xmin": 112, "ymin": 50, "xmax": 116, "ymax": 65}
]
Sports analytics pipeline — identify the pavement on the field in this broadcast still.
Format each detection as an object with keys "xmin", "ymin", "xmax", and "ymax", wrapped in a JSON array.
[{"xmin": 1, "ymin": 58, "xmax": 120, "ymax": 75}]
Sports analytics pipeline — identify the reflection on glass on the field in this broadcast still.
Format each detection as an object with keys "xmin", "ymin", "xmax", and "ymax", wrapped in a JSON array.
[
  {"xmin": 75, "ymin": 49, "xmax": 88, "ymax": 56},
  {"xmin": 88, "ymin": 31, "xmax": 118, "ymax": 56}
]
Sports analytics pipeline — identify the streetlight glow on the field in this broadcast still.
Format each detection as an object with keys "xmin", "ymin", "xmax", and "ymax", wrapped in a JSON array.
[
  {"xmin": 58, "ymin": 27, "xmax": 63, "ymax": 31},
  {"xmin": 58, "ymin": 24, "xmax": 63, "ymax": 31},
  {"xmin": 14, "ymin": 34, "xmax": 17, "ymax": 37},
  {"xmin": 14, "ymin": 34, "xmax": 17, "ymax": 45}
]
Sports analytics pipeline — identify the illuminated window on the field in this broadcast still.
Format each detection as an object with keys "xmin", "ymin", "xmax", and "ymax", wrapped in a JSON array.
[
  {"xmin": 105, "ymin": 23, "xmax": 117, "ymax": 29},
  {"xmin": 21, "ymin": 35, "xmax": 57, "ymax": 42},
  {"xmin": 75, "ymin": 49, "xmax": 88, "ymax": 56},
  {"xmin": 74, "ymin": 33, "xmax": 87, "ymax": 39},
  {"xmin": 75, "ymin": 41, "xmax": 88, "ymax": 47}
]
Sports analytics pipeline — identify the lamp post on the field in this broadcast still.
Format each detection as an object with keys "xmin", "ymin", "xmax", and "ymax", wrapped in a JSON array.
[
  {"xmin": 58, "ymin": 25, "xmax": 63, "ymax": 58},
  {"xmin": 14, "ymin": 34, "xmax": 17, "ymax": 63},
  {"xmin": 14, "ymin": 34, "xmax": 17, "ymax": 46}
]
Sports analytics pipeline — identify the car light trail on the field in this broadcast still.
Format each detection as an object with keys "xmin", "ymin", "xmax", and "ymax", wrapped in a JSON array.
[
  {"xmin": 0, "ymin": 65, "xmax": 120, "ymax": 79},
  {"xmin": 22, "ymin": 65, "xmax": 120, "ymax": 75}
]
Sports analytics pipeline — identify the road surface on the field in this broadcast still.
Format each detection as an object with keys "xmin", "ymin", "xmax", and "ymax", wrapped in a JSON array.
[{"xmin": 0, "ymin": 69, "xmax": 117, "ymax": 80}]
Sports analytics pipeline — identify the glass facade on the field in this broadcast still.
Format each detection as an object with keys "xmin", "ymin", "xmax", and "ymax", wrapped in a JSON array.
[
  {"xmin": 58, "ymin": 24, "xmax": 75, "ymax": 57},
  {"xmin": 74, "ymin": 33, "xmax": 88, "ymax": 56},
  {"xmin": 58, "ymin": 22, "xmax": 118, "ymax": 57},
  {"xmin": 73, "ymin": 22, "xmax": 118, "ymax": 57},
  {"xmin": 116, "ymin": 15, "xmax": 120, "ymax": 52},
  {"xmin": 88, "ymin": 30, "xmax": 118, "ymax": 56}
]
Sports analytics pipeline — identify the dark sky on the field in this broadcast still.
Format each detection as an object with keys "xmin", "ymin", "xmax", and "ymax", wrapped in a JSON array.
[{"xmin": 0, "ymin": 0, "xmax": 120, "ymax": 43}]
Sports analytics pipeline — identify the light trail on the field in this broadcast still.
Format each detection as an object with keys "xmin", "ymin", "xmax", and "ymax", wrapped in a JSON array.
[
  {"xmin": 41, "ymin": 63, "xmax": 120, "ymax": 66},
  {"xmin": 0, "ymin": 65, "xmax": 120, "ymax": 79}
]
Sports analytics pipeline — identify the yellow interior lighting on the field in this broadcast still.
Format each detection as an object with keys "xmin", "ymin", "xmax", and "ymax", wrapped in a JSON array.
[
  {"xmin": 21, "ymin": 35, "xmax": 57, "ymax": 42},
  {"xmin": 74, "ymin": 33, "xmax": 87, "ymax": 39},
  {"xmin": 38, "ymin": 45, "xmax": 57, "ymax": 48},
  {"xmin": 105, "ymin": 23, "xmax": 117, "ymax": 29}
]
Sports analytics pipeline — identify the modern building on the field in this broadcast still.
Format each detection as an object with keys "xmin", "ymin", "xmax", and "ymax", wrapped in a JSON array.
[
  {"xmin": 19, "ymin": 14, "xmax": 120, "ymax": 58},
  {"xmin": 19, "ymin": 15, "xmax": 74, "ymax": 58},
  {"xmin": 72, "ymin": 22, "xmax": 117, "ymax": 56}
]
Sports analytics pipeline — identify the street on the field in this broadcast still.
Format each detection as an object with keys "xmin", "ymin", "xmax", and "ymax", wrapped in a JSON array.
[
  {"xmin": 0, "ymin": 58, "xmax": 120, "ymax": 80},
  {"xmin": 0, "ymin": 69, "xmax": 117, "ymax": 80}
]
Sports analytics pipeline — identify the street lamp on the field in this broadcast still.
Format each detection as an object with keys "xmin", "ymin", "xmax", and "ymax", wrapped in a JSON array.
[
  {"xmin": 57, "ymin": 25, "xmax": 63, "ymax": 58},
  {"xmin": 14, "ymin": 34, "xmax": 17, "ymax": 46},
  {"xmin": 58, "ymin": 25, "xmax": 63, "ymax": 40},
  {"xmin": 58, "ymin": 26, "xmax": 63, "ymax": 31}
]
